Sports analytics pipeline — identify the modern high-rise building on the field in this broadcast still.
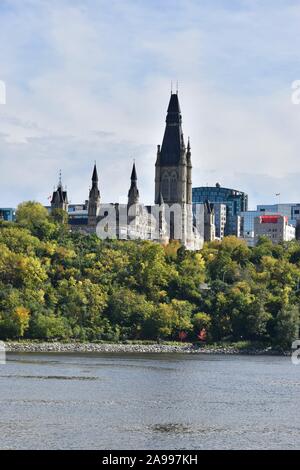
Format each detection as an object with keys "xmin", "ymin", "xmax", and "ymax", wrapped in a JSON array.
[{"xmin": 192, "ymin": 184, "xmax": 248, "ymax": 237}]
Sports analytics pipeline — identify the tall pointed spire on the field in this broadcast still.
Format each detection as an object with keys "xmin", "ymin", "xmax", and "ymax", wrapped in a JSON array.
[
  {"xmin": 88, "ymin": 162, "xmax": 100, "ymax": 225},
  {"xmin": 58, "ymin": 169, "xmax": 62, "ymax": 188},
  {"xmin": 159, "ymin": 92, "xmax": 185, "ymax": 166},
  {"xmin": 187, "ymin": 136, "xmax": 191, "ymax": 152},
  {"xmin": 130, "ymin": 161, "xmax": 137, "ymax": 181},
  {"xmin": 128, "ymin": 162, "xmax": 139, "ymax": 206},
  {"xmin": 186, "ymin": 136, "xmax": 192, "ymax": 205},
  {"xmin": 92, "ymin": 162, "xmax": 98, "ymax": 183}
]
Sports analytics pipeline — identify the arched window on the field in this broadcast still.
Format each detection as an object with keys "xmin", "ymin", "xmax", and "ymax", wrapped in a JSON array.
[{"xmin": 162, "ymin": 172, "xmax": 170, "ymax": 200}]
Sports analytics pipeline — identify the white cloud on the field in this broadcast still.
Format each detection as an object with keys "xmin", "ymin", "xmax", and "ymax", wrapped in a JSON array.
[{"xmin": 0, "ymin": 0, "xmax": 300, "ymax": 209}]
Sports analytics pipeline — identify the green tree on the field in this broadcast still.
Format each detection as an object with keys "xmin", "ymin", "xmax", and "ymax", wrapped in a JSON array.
[
  {"xmin": 272, "ymin": 305, "xmax": 299, "ymax": 349},
  {"xmin": 16, "ymin": 201, "xmax": 56, "ymax": 239},
  {"xmin": 107, "ymin": 287, "xmax": 154, "ymax": 339},
  {"xmin": 143, "ymin": 299, "xmax": 193, "ymax": 340},
  {"xmin": 29, "ymin": 314, "xmax": 71, "ymax": 340},
  {"xmin": 192, "ymin": 312, "xmax": 212, "ymax": 335}
]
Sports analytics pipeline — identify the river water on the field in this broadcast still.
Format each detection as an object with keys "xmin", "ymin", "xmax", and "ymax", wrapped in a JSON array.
[{"xmin": 0, "ymin": 352, "xmax": 299, "ymax": 449}]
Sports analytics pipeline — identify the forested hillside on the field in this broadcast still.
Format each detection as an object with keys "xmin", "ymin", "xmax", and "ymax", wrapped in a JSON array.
[{"xmin": 0, "ymin": 201, "xmax": 299, "ymax": 348}]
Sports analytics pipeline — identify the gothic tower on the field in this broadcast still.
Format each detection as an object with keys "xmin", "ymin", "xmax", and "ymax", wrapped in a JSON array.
[
  {"xmin": 155, "ymin": 92, "xmax": 193, "ymax": 245},
  {"xmin": 88, "ymin": 163, "xmax": 100, "ymax": 226},
  {"xmin": 127, "ymin": 162, "xmax": 139, "ymax": 207},
  {"xmin": 127, "ymin": 162, "xmax": 141, "ymax": 239},
  {"xmin": 51, "ymin": 171, "xmax": 69, "ymax": 212}
]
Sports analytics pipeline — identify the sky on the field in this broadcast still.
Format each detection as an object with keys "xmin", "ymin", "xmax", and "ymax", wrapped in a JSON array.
[{"xmin": 1, "ymin": 0, "xmax": 300, "ymax": 209}]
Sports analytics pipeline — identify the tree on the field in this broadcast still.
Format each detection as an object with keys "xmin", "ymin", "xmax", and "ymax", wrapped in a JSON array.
[
  {"xmin": 192, "ymin": 312, "xmax": 212, "ymax": 337},
  {"xmin": 0, "ymin": 217, "xmax": 299, "ymax": 347},
  {"xmin": 128, "ymin": 241, "xmax": 176, "ymax": 301},
  {"xmin": 0, "ymin": 306, "xmax": 30, "ymax": 339},
  {"xmin": 56, "ymin": 278, "xmax": 107, "ymax": 333},
  {"xmin": 272, "ymin": 305, "xmax": 299, "ymax": 349},
  {"xmin": 0, "ymin": 225, "xmax": 40, "ymax": 255},
  {"xmin": 16, "ymin": 201, "xmax": 56, "ymax": 239},
  {"xmin": 142, "ymin": 300, "xmax": 193, "ymax": 340},
  {"xmin": 107, "ymin": 287, "xmax": 154, "ymax": 339},
  {"xmin": 50, "ymin": 208, "xmax": 69, "ymax": 225},
  {"xmin": 12, "ymin": 306, "xmax": 30, "ymax": 337},
  {"xmin": 174, "ymin": 252, "xmax": 206, "ymax": 302},
  {"xmin": 29, "ymin": 314, "xmax": 71, "ymax": 340},
  {"xmin": 0, "ymin": 244, "xmax": 47, "ymax": 289}
]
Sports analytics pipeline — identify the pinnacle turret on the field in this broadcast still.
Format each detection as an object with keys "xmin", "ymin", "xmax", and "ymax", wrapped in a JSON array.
[
  {"xmin": 130, "ymin": 162, "xmax": 137, "ymax": 181},
  {"xmin": 51, "ymin": 170, "xmax": 68, "ymax": 212},
  {"xmin": 92, "ymin": 163, "xmax": 98, "ymax": 183},
  {"xmin": 128, "ymin": 162, "xmax": 139, "ymax": 206},
  {"xmin": 88, "ymin": 163, "xmax": 100, "ymax": 224}
]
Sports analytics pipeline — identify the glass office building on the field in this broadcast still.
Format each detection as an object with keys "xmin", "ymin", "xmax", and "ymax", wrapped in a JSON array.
[
  {"xmin": 240, "ymin": 210, "xmax": 275, "ymax": 237},
  {"xmin": 0, "ymin": 208, "xmax": 16, "ymax": 222},
  {"xmin": 257, "ymin": 204, "xmax": 300, "ymax": 227},
  {"xmin": 192, "ymin": 184, "xmax": 248, "ymax": 236}
]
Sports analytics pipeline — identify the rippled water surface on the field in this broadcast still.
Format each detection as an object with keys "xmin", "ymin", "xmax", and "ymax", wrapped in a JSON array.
[{"xmin": 0, "ymin": 353, "xmax": 299, "ymax": 449}]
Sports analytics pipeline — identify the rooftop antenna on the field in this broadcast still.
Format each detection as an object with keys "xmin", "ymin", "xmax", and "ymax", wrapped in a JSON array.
[
  {"xmin": 176, "ymin": 80, "xmax": 178, "ymax": 94},
  {"xmin": 171, "ymin": 80, "xmax": 173, "ymax": 95},
  {"xmin": 58, "ymin": 169, "xmax": 62, "ymax": 187}
]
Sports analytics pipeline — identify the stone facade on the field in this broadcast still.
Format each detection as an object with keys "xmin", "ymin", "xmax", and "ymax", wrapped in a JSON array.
[
  {"xmin": 51, "ymin": 172, "xmax": 69, "ymax": 212},
  {"xmin": 50, "ymin": 92, "xmax": 202, "ymax": 250}
]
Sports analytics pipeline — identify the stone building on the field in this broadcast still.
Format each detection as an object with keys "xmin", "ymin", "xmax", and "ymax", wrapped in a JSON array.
[
  {"xmin": 154, "ymin": 92, "xmax": 194, "ymax": 246},
  {"xmin": 51, "ymin": 172, "xmax": 69, "ymax": 212},
  {"xmin": 50, "ymin": 92, "xmax": 202, "ymax": 250},
  {"xmin": 88, "ymin": 163, "xmax": 101, "ymax": 227}
]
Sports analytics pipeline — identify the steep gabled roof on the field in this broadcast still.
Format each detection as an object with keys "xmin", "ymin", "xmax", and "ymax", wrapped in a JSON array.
[{"xmin": 160, "ymin": 93, "xmax": 185, "ymax": 166}]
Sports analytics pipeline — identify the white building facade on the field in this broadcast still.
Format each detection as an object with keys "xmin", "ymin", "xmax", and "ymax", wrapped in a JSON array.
[{"xmin": 254, "ymin": 215, "xmax": 295, "ymax": 245}]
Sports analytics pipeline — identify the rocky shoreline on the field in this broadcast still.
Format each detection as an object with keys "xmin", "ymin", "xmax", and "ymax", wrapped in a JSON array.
[{"xmin": 3, "ymin": 341, "xmax": 288, "ymax": 355}]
